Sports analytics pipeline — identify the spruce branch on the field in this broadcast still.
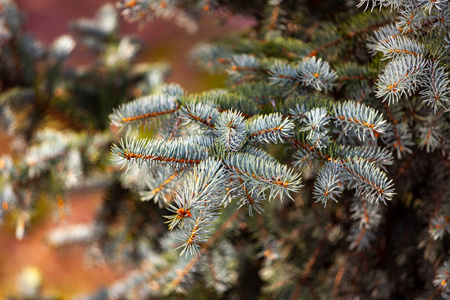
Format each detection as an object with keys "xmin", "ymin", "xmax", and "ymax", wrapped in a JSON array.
[
  {"xmin": 227, "ymin": 54, "xmax": 266, "ymax": 82},
  {"xmin": 49, "ymin": 35, "xmax": 76, "ymax": 63},
  {"xmin": 240, "ymin": 145, "xmax": 280, "ymax": 164},
  {"xmin": 165, "ymin": 158, "xmax": 227, "ymax": 256},
  {"xmin": 357, "ymin": 1, "xmax": 402, "ymax": 12},
  {"xmin": 223, "ymin": 152, "xmax": 302, "ymax": 201},
  {"xmin": 269, "ymin": 57, "xmax": 337, "ymax": 91},
  {"xmin": 290, "ymin": 132, "xmax": 341, "ymax": 164},
  {"xmin": 333, "ymin": 101, "xmax": 388, "ymax": 140},
  {"xmin": 341, "ymin": 158, "xmax": 395, "ymax": 204},
  {"xmin": 292, "ymin": 148, "xmax": 314, "ymax": 169},
  {"xmin": 248, "ymin": 113, "xmax": 294, "ymax": 144},
  {"xmin": 366, "ymin": 4, "xmax": 450, "ymax": 113},
  {"xmin": 305, "ymin": 13, "xmax": 393, "ymax": 57},
  {"xmin": 140, "ymin": 168, "xmax": 182, "ymax": 205},
  {"xmin": 25, "ymin": 135, "xmax": 70, "ymax": 178},
  {"xmin": 0, "ymin": 88, "xmax": 35, "ymax": 107},
  {"xmin": 286, "ymin": 94, "xmax": 335, "ymax": 118},
  {"xmin": 7, "ymin": 0, "xmax": 450, "ymax": 297},
  {"xmin": 161, "ymin": 83, "xmax": 185, "ymax": 98},
  {"xmin": 332, "ymin": 256, "xmax": 348, "ymax": 297},
  {"xmin": 313, "ymin": 161, "xmax": 344, "ymax": 207},
  {"xmin": 214, "ymin": 110, "xmax": 247, "ymax": 152},
  {"xmin": 420, "ymin": 61, "xmax": 450, "ymax": 112},
  {"xmin": 109, "ymin": 94, "xmax": 178, "ymax": 130},
  {"xmin": 381, "ymin": 102, "xmax": 414, "ymax": 158},
  {"xmin": 350, "ymin": 197, "xmax": 382, "ymax": 230},
  {"xmin": 291, "ymin": 100, "xmax": 389, "ymax": 145},
  {"xmin": 69, "ymin": 3, "xmax": 118, "ymax": 40},
  {"xmin": 396, "ymin": 2, "xmax": 424, "ymax": 32},
  {"xmin": 269, "ymin": 63, "xmax": 297, "ymax": 87},
  {"xmin": 367, "ymin": 24, "xmax": 402, "ymax": 55},
  {"xmin": 429, "ymin": 215, "xmax": 450, "ymax": 240},
  {"xmin": 347, "ymin": 224, "xmax": 374, "ymax": 251},
  {"xmin": 376, "ymin": 36, "xmax": 425, "ymax": 59},
  {"xmin": 179, "ymin": 102, "xmax": 219, "ymax": 130},
  {"xmin": 376, "ymin": 54, "xmax": 426, "ymax": 104},
  {"xmin": 210, "ymin": 92, "xmax": 261, "ymax": 117},
  {"xmin": 418, "ymin": 119, "xmax": 444, "ymax": 152},
  {"xmin": 299, "ymin": 57, "xmax": 338, "ymax": 91},
  {"xmin": 341, "ymin": 145, "xmax": 394, "ymax": 170},
  {"xmin": 232, "ymin": 81, "xmax": 284, "ymax": 107},
  {"xmin": 336, "ymin": 63, "xmax": 372, "ymax": 82},
  {"xmin": 419, "ymin": 0, "xmax": 448, "ymax": 13},
  {"xmin": 310, "ymin": 145, "xmax": 394, "ymax": 206},
  {"xmin": 300, "ymin": 107, "xmax": 330, "ymax": 149},
  {"xmin": 111, "ymin": 137, "xmax": 208, "ymax": 171},
  {"xmin": 182, "ymin": 92, "xmax": 258, "ymax": 118},
  {"xmin": 168, "ymin": 209, "xmax": 242, "ymax": 290},
  {"xmin": 190, "ymin": 43, "xmax": 233, "ymax": 74},
  {"xmin": 0, "ymin": 88, "xmax": 87, "ymax": 132},
  {"xmin": 292, "ymin": 133, "xmax": 395, "ymax": 205},
  {"xmin": 433, "ymin": 6, "xmax": 450, "ymax": 29},
  {"xmin": 434, "ymin": 260, "xmax": 450, "ymax": 297},
  {"xmin": 236, "ymin": 177, "xmax": 265, "ymax": 216}
]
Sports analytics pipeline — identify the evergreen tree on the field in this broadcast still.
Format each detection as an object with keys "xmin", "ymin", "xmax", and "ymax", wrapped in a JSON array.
[{"xmin": 1, "ymin": 0, "xmax": 449, "ymax": 299}]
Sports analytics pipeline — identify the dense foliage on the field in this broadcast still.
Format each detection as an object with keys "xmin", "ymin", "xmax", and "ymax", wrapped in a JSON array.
[{"xmin": 1, "ymin": 0, "xmax": 449, "ymax": 299}]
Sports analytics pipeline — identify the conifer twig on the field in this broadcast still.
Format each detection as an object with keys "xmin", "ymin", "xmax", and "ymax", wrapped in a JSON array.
[{"xmin": 168, "ymin": 209, "xmax": 242, "ymax": 289}]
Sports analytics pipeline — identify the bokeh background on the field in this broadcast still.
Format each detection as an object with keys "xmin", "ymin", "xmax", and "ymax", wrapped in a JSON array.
[{"xmin": 0, "ymin": 1, "xmax": 252, "ymax": 297}]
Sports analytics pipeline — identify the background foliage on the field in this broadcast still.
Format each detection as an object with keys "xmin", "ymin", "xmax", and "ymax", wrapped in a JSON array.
[{"xmin": 0, "ymin": 0, "xmax": 449, "ymax": 299}]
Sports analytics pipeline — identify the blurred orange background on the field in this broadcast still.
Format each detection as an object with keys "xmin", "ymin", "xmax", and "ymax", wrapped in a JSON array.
[{"xmin": 0, "ymin": 1, "xmax": 252, "ymax": 297}]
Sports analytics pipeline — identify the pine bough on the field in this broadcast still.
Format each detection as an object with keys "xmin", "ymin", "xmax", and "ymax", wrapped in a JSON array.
[{"xmin": 110, "ymin": 80, "xmax": 395, "ymax": 257}]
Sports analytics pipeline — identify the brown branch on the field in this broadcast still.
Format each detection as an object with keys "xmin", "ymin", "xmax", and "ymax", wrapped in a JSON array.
[
  {"xmin": 35, "ymin": 97, "xmax": 87, "ymax": 132},
  {"xmin": 334, "ymin": 114, "xmax": 382, "ymax": 137},
  {"xmin": 382, "ymin": 102, "xmax": 404, "ymax": 152},
  {"xmin": 290, "ymin": 233, "xmax": 328, "ymax": 300},
  {"xmin": 427, "ymin": 289, "xmax": 440, "ymax": 300},
  {"xmin": 122, "ymin": 150, "xmax": 202, "ymax": 165},
  {"xmin": 266, "ymin": 5, "xmax": 280, "ymax": 31},
  {"xmin": 332, "ymin": 257, "xmax": 347, "ymax": 297},
  {"xmin": 168, "ymin": 209, "xmax": 243, "ymax": 290},
  {"xmin": 356, "ymin": 87, "xmax": 366, "ymax": 103},
  {"xmin": 168, "ymin": 118, "xmax": 182, "ymax": 141},
  {"xmin": 306, "ymin": 21, "xmax": 394, "ymax": 57},
  {"xmin": 230, "ymin": 65, "xmax": 270, "ymax": 75},
  {"xmin": 225, "ymin": 163, "xmax": 288, "ymax": 188},
  {"xmin": 289, "ymin": 137, "xmax": 330, "ymax": 161},
  {"xmin": 270, "ymin": 70, "xmax": 296, "ymax": 79},
  {"xmin": 121, "ymin": 108, "xmax": 178, "ymax": 123},
  {"xmin": 354, "ymin": 227, "xmax": 367, "ymax": 249},
  {"xmin": 184, "ymin": 111, "xmax": 215, "ymax": 128},
  {"xmin": 150, "ymin": 170, "xmax": 180, "ymax": 195},
  {"xmin": 393, "ymin": 151, "xmax": 419, "ymax": 181},
  {"xmin": 250, "ymin": 125, "xmax": 284, "ymax": 138},
  {"xmin": 341, "ymin": 163, "xmax": 386, "ymax": 195},
  {"xmin": 238, "ymin": 177, "xmax": 256, "ymax": 207}
]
